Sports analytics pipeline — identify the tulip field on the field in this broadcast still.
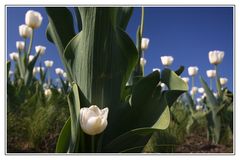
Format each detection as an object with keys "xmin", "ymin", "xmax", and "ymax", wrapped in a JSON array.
[{"xmin": 7, "ymin": 7, "xmax": 233, "ymax": 153}]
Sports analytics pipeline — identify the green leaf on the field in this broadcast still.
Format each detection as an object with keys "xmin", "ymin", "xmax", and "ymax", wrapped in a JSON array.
[
  {"xmin": 131, "ymin": 71, "xmax": 160, "ymax": 108},
  {"xmin": 63, "ymin": 7, "xmax": 138, "ymax": 109},
  {"xmin": 161, "ymin": 68, "xmax": 188, "ymax": 91},
  {"xmin": 56, "ymin": 117, "xmax": 71, "ymax": 153},
  {"xmin": 74, "ymin": 7, "xmax": 82, "ymax": 32},
  {"xmin": 114, "ymin": 7, "xmax": 133, "ymax": 30},
  {"xmin": 45, "ymin": 7, "xmax": 76, "ymax": 81},
  {"xmin": 174, "ymin": 66, "xmax": 184, "ymax": 76},
  {"xmin": 103, "ymin": 127, "xmax": 164, "ymax": 153},
  {"xmin": 7, "ymin": 61, "xmax": 11, "ymax": 79},
  {"xmin": 200, "ymin": 76, "xmax": 218, "ymax": 109},
  {"xmin": 24, "ymin": 53, "xmax": 40, "ymax": 86},
  {"xmin": 67, "ymin": 83, "xmax": 81, "ymax": 152}
]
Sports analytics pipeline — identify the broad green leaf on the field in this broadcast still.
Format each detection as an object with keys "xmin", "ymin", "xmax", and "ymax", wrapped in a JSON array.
[
  {"xmin": 56, "ymin": 117, "xmax": 71, "ymax": 153},
  {"xmin": 174, "ymin": 66, "xmax": 184, "ymax": 76},
  {"xmin": 131, "ymin": 71, "xmax": 160, "ymax": 108},
  {"xmin": 74, "ymin": 7, "xmax": 82, "ymax": 32},
  {"xmin": 7, "ymin": 61, "xmax": 11, "ymax": 79},
  {"xmin": 161, "ymin": 68, "xmax": 188, "ymax": 91},
  {"xmin": 45, "ymin": 7, "xmax": 76, "ymax": 81},
  {"xmin": 152, "ymin": 105, "xmax": 170, "ymax": 129},
  {"xmin": 24, "ymin": 53, "xmax": 40, "ymax": 86},
  {"xmin": 64, "ymin": 7, "xmax": 138, "ymax": 109},
  {"xmin": 200, "ymin": 76, "xmax": 218, "ymax": 109}
]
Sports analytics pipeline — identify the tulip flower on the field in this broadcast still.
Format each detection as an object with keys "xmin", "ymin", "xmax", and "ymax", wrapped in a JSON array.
[
  {"xmin": 206, "ymin": 70, "xmax": 216, "ymax": 78},
  {"xmin": 208, "ymin": 50, "xmax": 224, "ymax": 65},
  {"xmin": 55, "ymin": 68, "xmax": 64, "ymax": 75},
  {"xmin": 9, "ymin": 52, "xmax": 19, "ymax": 61},
  {"xmin": 141, "ymin": 38, "xmax": 150, "ymax": 50},
  {"xmin": 198, "ymin": 87, "xmax": 204, "ymax": 94},
  {"xmin": 35, "ymin": 45, "xmax": 46, "ymax": 55},
  {"xmin": 44, "ymin": 60, "xmax": 54, "ymax": 68},
  {"xmin": 19, "ymin": 24, "xmax": 32, "ymax": 38},
  {"xmin": 160, "ymin": 56, "xmax": 174, "ymax": 67},
  {"xmin": 80, "ymin": 105, "xmax": 109, "ymax": 135},
  {"xmin": 181, "ymin": 77, "xmax": 189, "ymax": 83},
  {"xmin": 140, "ymin": 57, "xmax": 147, "ymax": 66},
  {"xmin": 63, "ymin": 72, "xmax": 67, "ymax": 78},
  {"xmin": 28, "ymin": 55, "xmax": 34, "ymax": 62},
  {"xmin": 44, "ymin": 88, "xmax": 52, "ymax": 97},
  {"xmin": 196, "ymin": 98, "xmax": 201, "ymax": 103},
  {"xmin": 25, "ymin": 10, "xmax": 43, "ymax": 29},
  {"xmin": 196, "ymin": 105, "xmax": 203, "ymax": 111},
  {"xmin": 37, "ymin": 67, "xmax": 45, "ymax": 72},
  {"xmin": 16, "ymin": 41, "xmax": 25, "ymax": 51},
  {"xmin": 190, "ymin": 86, "xmax": 198, "ymax": 95},
  {"xmin": 33, "ymin": 67, "xmax": 38, "ymax": 75},
  {"xmin": 188, "ymin": 66, "xmax": 198, "ymax": 76},
  {"xmin": 152, "ymin": 68, "xmax": 160, "ymax": 72},
  {"xmin": 220, "ymin": 77, "xmax": 228, "ymax": 86}
]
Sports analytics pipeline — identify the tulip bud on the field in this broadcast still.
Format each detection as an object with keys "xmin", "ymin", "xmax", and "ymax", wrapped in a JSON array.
[
  {"xmin": 43, "ymin": 83, "xmax": 48, "ymax": 90},
  {"xmin": 196, "ymin": 98, "xmax": 201, "ymax": 103},
  {"xmin": 141, "ymin": 38, "xmax": 150, "ymax": 50},
  {"xmin": 35, "ymin": 45, "xmax": 46, "ymax": 55},
  {"xmin": 57, "ymin": 88, "xmax": 62, "ymax": 93},
  {"xmin": 188, "ymin": 66, "xmax": 198, "ymax": 76},
  {"xmin": 9, "ymin": 70, "xmax": 13, "ymax": 75},
  {"xmin": 213, "ymin": 92, "xmax": 218, "ymax": 98},
  {"xmin": 25, "ymin": 10, "xmax": 43, "ymax": 29},
  {"xmin": 37, "ymin": 67, "xmax": 45, "ymax": 72},
  {"xmin": 196, "ymin": 105, "xmax": 203, "ymax": 111},
  {"xmin": 181, "ymin": 77, "xmax": 189, "ymax": 83},
  {"xmin": 198, "ymin": 87, "xmax": 204, "ymax": 94},
  {"xmin": 28, "ymin": 55, "xmax": 34, "ymax": 62},
  {"xmin": 63, "ymin": 72, "xmax": 67, "ymax": 78},
  {"xmin": 190, "ymin": 86, "xmax": 198, "ymax": 95},
  {"xmin": 220, "ymin": 77, "xmax": 228, "ymax": 86},
  {"xmin": 19, "ymin": 24, "xmax": 32, "ymax": 38},
  {"xmin": 80, "ymin": 105, "xmax": 109, "ymax": 135},
  {"xmin": 44, "ymin": 60, "xmax": 54, "ymax": 68},
  {"xmin": 152, "ymin": 68, "xmax": 160, "ymax": 72},
  {"xmin": 9, "ymin": 52, "xmax": 19, "ymax": 61},
  {"xmin": 55, "ymin": 68, "xmax": 64, "ymax": 75},
  {"xmin": 208, "ymin": 50, "xmax": 224, "ymax": 65},
  {"xmin": 44, "ymin": 88, "xmax": 52, "ymax": 97},
  {"xmin": 140, "ymin": 57, "xmax": 147, "ymax": 66},
  {"xmin": 16, "ymin": 41, "xmax": 25, "ymax": 51},
  {"xmin": 33, "ymin": 67, "xmax": 38, "ymax": 75},
  {"xmin": 206, "ymin": 70, "xmax": 216, "ymax": 78},
  {"xmin": 160, "ymin": 56, "xmax": 174, "ymax": 67}
]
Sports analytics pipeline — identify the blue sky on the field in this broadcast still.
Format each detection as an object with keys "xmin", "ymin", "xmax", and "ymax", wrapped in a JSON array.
[{"xmin": 7, "ymin": 7, "xmax": 233, "ymax": 92}]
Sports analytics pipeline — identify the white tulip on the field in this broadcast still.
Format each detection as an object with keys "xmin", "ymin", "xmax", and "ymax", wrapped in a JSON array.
[
  {"xmin": 25, "ymin": 10, "xmax": 43, "ymax": 29},
  {"xmin": 208, "ymin": 50, "xmax": 224, "ymax": 65},
  {"xmin": 198, "ymin": 87, "xmax": 204, "ymax": 94},
  {"xmin": 55, "ymin": 68, "xmax": 64, "ymax": 75},
  {"xmin": 9, "ymin": 52, "xmax": 19, "ymax": 61},
  {"xmin": 44, "ymin": 60, "xmax": 54, "ymax": 68},
  {"xmin": 220, "ymin": 77, "xmax": 228, "ymax": 86},
  {"xmin": 152, "ymin": 68, "xmax": 160, "ymax": 72},
  {"xmin": 141, "ymin": 38, "xmax": 150, "ymax": 50},
  {"xmin": 58, "ymin": 88, "xmax": 62, "ymax": 93},
  {"xmin": 35, "ymin": 45, "xmax": 46, "ymax": 55},
  {"xmin": 37, "ymin": 67, "xmax": 45, "ymax": 72},
  {"xmin": 196, "ymin": 98, "xmax": 201, "ymax": 103},
  {"xmin": 206, "ymin": 70, "xmax": 216, "ymax": 78},
  {"xmin": 43, "ymin": 83, "xmax": 48, "ymax": 89},
  {"xmin": 44, "ymin": 89, "xmax": 52, "ymax": 97},
  {"xmin": 190, "ymin": 87, "xmax": 198, "ymax": 95},
  {"xmin": 213, "ymin": 92, "xmax": 218, "ymax": 98},
  {"xmin": 19, "ymin": 24, "xmax": 32, "ymax": 38},
  {"xmin": 201, "ymin": 93, "xmax": 207, "ymax": 99},
  {"xmin": 181, "ymin": 77, "xmax": 189, "ymax": 83},
  {"xmin": 140, "ymin": 57, "xmax": 147, "ymax": 66},
  {"xmin": 80, "ymin": 105, "xmax": 109, "ymax": 135},
  {"xmin": 188, "ymin": 66, "xmax": 198, "ymax": 76},
  {"xmin": 160, "ymin": 56, "xmax": 174, "ymax": 67},
  {"xmin": 33, "ymin": 67, "xmax": 38, "ymax": 75},
  {"xmin": 28, "ymin": 55, "xmax": 34, "ymax": 62},
  {"xmin": 9, "ymin": 70, "xmax": 14, "ymax": 75},
  {"xmin": 63, "ymin": 72, "xmax": 67, "ymax": 78},
  {"xmin": 16, "ymin": 41, "xmax": 25, "ymax": 51},
  {"xmin": 196, "ymin": 105, "xmax": 203, "ymax": 111}
]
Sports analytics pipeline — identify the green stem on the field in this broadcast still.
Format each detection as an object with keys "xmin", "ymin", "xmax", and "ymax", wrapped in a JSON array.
[
  {"xmin": 210, "ymin": 78, "xmax": 213, "ymax": 90},
  {"xmin": 91, "ymin": 136, "xmax": 95, "ymax": 153},
  {"xmin": 48, "ymin": 69, "xmax": 50, "ymax": 87},
  {"xmin": 140, "ymin": 7, "xmax": 144, "ymax": 38},
  {"xmin": 191, "ymin": 76, "xmax": 195, "ymax": 100},
  {"xmin": 27, "ymin": 29, "xmax": 34, "ymax": 56},
  {"xmin": 214, "ymin": 65, "xmax": 222, "ymax": 97}
]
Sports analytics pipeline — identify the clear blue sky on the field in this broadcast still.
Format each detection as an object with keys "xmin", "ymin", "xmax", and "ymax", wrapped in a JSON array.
[{"xmin": 7, "ymin": 7, "xmax": 233, "ymax": 92}]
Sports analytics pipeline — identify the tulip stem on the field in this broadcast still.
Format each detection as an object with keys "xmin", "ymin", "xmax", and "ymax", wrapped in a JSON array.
[
  {"xmin": 210, "ymin": 78, "xmax": 213, "ymax": 90},
  {"xmin": 140, "ymin": 7, "xmax": 144, "ymax": 38},
  {"xmin": 214, "ymin": 65, "xmax": 222, "ymax": 97},
  {"xmin": 27, "ymin": 29, "xmax": 34, "ymax": 56},
  {"xmin": 91, "ymin": 136, "xmax": 95, "ymax": 153},
  {"xmin": 191, "ymin": 76, "xmax": 195, "ymax": 100}
]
